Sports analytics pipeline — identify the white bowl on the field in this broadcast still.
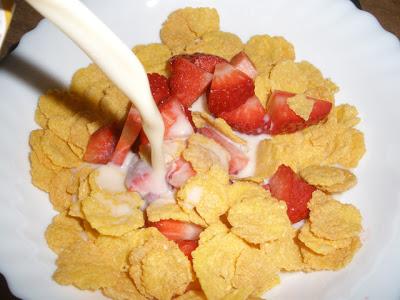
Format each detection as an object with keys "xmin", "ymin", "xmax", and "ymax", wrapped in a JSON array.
[{"xmin": 0, "ymin": 0, "xmax": 399, "ymax": 299}]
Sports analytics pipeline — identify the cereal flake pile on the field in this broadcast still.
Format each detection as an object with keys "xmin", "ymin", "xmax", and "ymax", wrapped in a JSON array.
[{"xmin": 29, "ymin": 7, "xmax": 365, "ymax": 300}]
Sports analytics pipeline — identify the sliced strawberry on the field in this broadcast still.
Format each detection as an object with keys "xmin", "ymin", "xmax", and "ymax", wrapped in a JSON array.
[
  {"xmin": 265, "ymin": 90, "xmax": 332, "ymax": 135},
  {"xmin": 111, "ymin": 106, "xmax": 142, "ymax": 165},
  {"xmin": 220, "ymin": 96, "xmax": 267, "ymax": 134},
  {"xmin": 268, "ymin": 165, "xmax": 316, "ymax": 223},
  {"xmin": 147, "ymin": 73, "xmax": 170, "ymax": 104},
  {"xmin": 166, "ymin": 157, "xmax": 196, "ymax": 188},
  {"xmin": 190, "ymin": 53, "xmax": 228, "ymax": 73},
  {"xmin": 230, "ymin": 51, "xmax": 258, "ymax": 80},
  {"xmin": 140, "ymin": 97, "xmax": 194, "ymax": 145},
  {"xmin": 198, "ymin": 127, "xmax": 248, "ymax": 175},
  {"xmin": 148, "ymin": 220, "xmax": 203, "ymax": 241},
  {"xmin": 175, "ymin": 240, "xmax": 198, "ymax": 260},
  {"xmin": 207, "ymin": 62, "xmax": 255, "ymax": 116},
  {"xmin": 168, "ymin": 53, "xmax": 227, "ymax": 73},
  {"xmin": 169, "ymin": 58, "xmax": 213, "ymax": 107},
  {"xmin": 83, "ymin": 124, "xmax": 118, "ymax": 164}
]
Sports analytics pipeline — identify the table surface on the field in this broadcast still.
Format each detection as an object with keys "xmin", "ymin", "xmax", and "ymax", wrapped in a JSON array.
[{"xmin": 0, "ymin": 0, "xmax": 399, "ymax": 299}]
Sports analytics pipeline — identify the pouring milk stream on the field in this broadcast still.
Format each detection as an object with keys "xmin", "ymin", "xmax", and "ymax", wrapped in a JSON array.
[{"xmin": 25, "ymin": 0, "xmax": 167, "ymax": 189}]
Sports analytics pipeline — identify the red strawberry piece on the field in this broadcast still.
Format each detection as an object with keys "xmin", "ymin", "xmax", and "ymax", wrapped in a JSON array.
[
  {"xmin": 169, "ymin": 57, "xmax": 213, "ymax": 107},
  {"xmin": 148, "ymin": 220, "xmax": 203, "ymax": 241},
  {"xmin": 190, "ymin": 53, "xmax": 228, "ymax": 73},
  {"xmin": 147, "ymin": 73, "xmax": 170, "ymax": 104},
  {"xmin": 220, "ymin": 96, "xmax": 267, "ymax": 134},
  {"xmin": 141, "ymin": 97, "xmax": 194, "ymax": 144},
  {"xmin": 175, "ymin": 240, "xmax": 198, "ymax": 260},
  {"xmin": 166, "ymin": 157, "xmax": 196, "ymax": 188},
  {"xmin": 198, "ymin": 127, "xmax": 248, "ymax": 175},
  {"xmin": 230, "ymin": 51, "xmax": 258, "ymax": 80},
  {"xmin": 267, "ymin": 164, "xmax": 316, "ymax": 223},
  {"xmin": 111, "ymin": 106, "xmax": 142, "ymax": 165},
  {"xmin": 265, "ymin": 90, "xmax": 332, "ymax": 135},
  {"xmin": 208, "ymin": 62, "xmax": 255, "ymax": 116},
  {"xmin": 83, "ymin": 124, "xmax": 119, "ymax": 164}
]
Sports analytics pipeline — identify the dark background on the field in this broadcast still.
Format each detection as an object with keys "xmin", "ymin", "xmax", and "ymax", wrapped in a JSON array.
[{"xmin": 1, "ymin": 0, "xmax": 398, "ymax": 299}]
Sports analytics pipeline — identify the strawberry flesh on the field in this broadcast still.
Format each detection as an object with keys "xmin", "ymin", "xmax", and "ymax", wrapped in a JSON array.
[
  {"xmin": 175, "ymin": 240, "xmax": 198, "ymax": 260},
  {"xmin": 83, "ymin": 124, "xmax": 119, "ymax": 164},
  {"xmin": 166, "ymin": 157, "xmax": 196, "ymax": 188},
  {"xmin": 169, "ymin": 57, "xmax": 213, "ymax": 107},
  {"xmin": 111, "ymin": 106, "xmax": 142, "ymax": 165},
  {"xmin": 230, "ymin": 51, "xmax": 258, "ymax": 80},
  {"xmin": 198, "ymin": 127, "xmax": 248, "ymax": 175},
  {"xmin": 220, "ymin": 96, "xmax": 267, "ymax": 134},
  {"xmin": 148, "ymin": 219, "xmax": 203, "ymax": 241},
  {"xmin": 168, "ymin": 53, "xmax": 227, "ymax": 73},
  {"xmin": 208, "ymin": 62, "xmax": 255, "ymax": 116},
  {"xmin": 267, "ymin": 164, "xmax": 316, "ymax": 223},
  {"xmin": 265, "ymin": 90, "xmax": 332, "ymax": 135},
  {"xmin": 147, "ymin": 73, "xmax": 170, "ymax": 104}
]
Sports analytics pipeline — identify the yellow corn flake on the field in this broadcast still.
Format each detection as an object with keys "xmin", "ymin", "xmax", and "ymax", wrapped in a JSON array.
[
  {"xmin": 255, "ymin": 105, "xmax": 366, "ymax": 177},
  {"xmin": 227, "ymin": 181, "xmax": 270, "ymax": 207},
  {"xmin": 244, "ymin": 35, "xmax": 295, "ymax": 74},
  {"xmin": 160, "ymin": 7, "xmax": 220, "ymax": 54},
  {"xmin": 175, "ymin": 290, "xmax": 206, "ymax": 300},
  {"xmin": 68, "ymin": 112, "xmax": 95, "ymax": 153},
  {"xmin": 270, "ymin": 60, "xmax": 309, "ymax": 94},
  {"xmin": 198, "ymin": 222, "xmax": 229, "ymax": 246},
  {"xmin": 335, "ymin": 104, "xmax": 360, "ymax": 128},
  {"xmin": 34, "ymin": 107, "xmax": 48, "ymax": 128},
  {"xmin": 40, "ymin": 129, "xmax": 81, "ymax": 168},
  {"xmin": 192, "ymin": 232, "xmax": 248, "ymax": 299},
  {"xmin": 254, "ymin": 72, "xmax": 273, "ymax": 107},
  {"xmin": 29, "ymin": 151, "xmax": 56, "ymax": 192},
  {"xmin": 186, "ymin": 31, "xmax": 243, "ymax": 60},
  {"xmin": 133, "ymin": 43, "xmax": 172, "ymax": 76},
  {"xmin": 261, "ymin": 232, "xmax": 304, "ymax": 272},
  {"xmin": 300, "ymin": 165, "xmax": 357, "ymax": 193},
  {"xmin": 163, "ymin": 139, "xmax": 187, "ymax": 163},
  {"xmin": 82, "ymin": 189, "xmax": 144, "ymax": 236},
  {"xmin": 287, "ymin": 94, "xmax": 315, "ymax": 121},
  {"xmin": 228, "ymin": 196, "xmax": 292, "ymax": 244},
  {"xmin": 146, "ymin": 202, "xmax": 206, "ymax": 227},
  {"xmin": 183, "ymin": 133, "xmax": 230, "ymax": 173},
  {"xmin": 29, "ymin": 129, "xmax": 62, "ymax": 171},
  {"xmin": 47, "ymin": 114, "xmax": 79, "ymax": 141},
  {"xmin": 231, "ymin": 176, "xmax": 265, "ymax": 184},
  {"xmin": 298, "ymin": 221, "xmax": 352, "ymax": 255},
  {"xmin": 191, "ymin": 112, "xmax": 246, "ymax": 144},
  {"xmin": 49, "ymin": 169, "xmax": 74, "ymax": 212},
  {"xmin": 70, "ymin": 64, "xmax": 110, "ymax": 109},
  {"xmin": 53, "ymin": 240, "xmax": 121, "ymax": 290},
  {"xmin": 87, "ymin": 120, "xmax": 104, "ymax": 135},
  {"xmin": 66, "ymin": 166, "xmax": 93, "ymax": 195},
  {"xmin": 45, "ymin": 213, "xmax": 84, "ymax": 254},
  {"xmin": 301, "ymin": 237, "xmax": 361, "ymax": 271},
  {"xmin": 232, "ymin": 248, "xmax": 280, "ymax": 296},
  {"xmin": 82, "ymin": 220, "xmax": 99, "ymax": 241},
  {"xmin": 177, "ymin": 165, "xmax": 230, "ymax": 224},
  {"xmin": 69, "ymin": 171, "xmax": 93, "ymax": 218},
  {"xmin": 308, "ymin": 191, "xmax": 362, "ymax": 240},
  {"xmin": 128, "ymin": 234, "xmax": 193, "ymax": 300},
  {"xmin": 99, "ymin": 86, "xmax": 131, "ymax": 124},
  {"xmin": 38, "ymin": 90, "xmax": 80, "ymax": 120},
  {"xmin": 102, "ymin": 272, "xmax": 146, "ymax": 300}
]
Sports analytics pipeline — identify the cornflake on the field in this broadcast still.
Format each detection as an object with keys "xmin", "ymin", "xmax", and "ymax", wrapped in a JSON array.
[
  {"xmin": 49, "ymin": 169, "xmax": 74, "ymax": 212},
  {"xmin": 102, "ymin": 272, "xmax": 146, "ymax": 300},
  {"xmin": 308, "ymin": 191, "xmax": 362, "ymax": 240},
  {"xmin": 183, "ymin": 133, "xmax": 230, "ymax": 173},
  {"xmin": 53, "ymin": 240, "xmax": 122, "ymax": 290},
  {"xmin": 244, "ymin": 35, "xmax": 295, "ymax": 73},
  {"xmin": 287, "ymin": 94, "xmax": 315, "ymax": 121},
  {"xmin": 228, "ymin": 196, "xmax": 292, "ymax": 244},
  {"xmin": 34, "ymin": 107, "xmax": 48, "ymax": 128},
  {"xmin": 29, "ymin": 129, "xmax": 62, "ymax": 171},
  {"xmin": 186, "ymin": 31, "xmax": 243, "ymax": 60},
  {"xmin": 227, "ymin": 181, "xmax": 270, "ymax": 207},
  {"xmin": 29, "ymin": 151, "xmax": 56, "ymax": 192},
  {"xmin": 298, "ymin": 221, "xmax": 352, "ymax": 255},
  {"xmin": 300, "ymin": 165, "xmax": 357, "ymax": 193},
  {"xmin": 256, "ymin": 105, "xmax": 366, "ymax": 177},
  {"xmin": 45, "ymin": 213, "xmax": 84, "ymax": 254},
  {"xmin": 177, "ymin": 165, "xmax": 230, "ymax": 224},
  {"xmin": 175, "ymin": 290, "xmax": 206, "ymax": 300},
  {"xmin": 254, "ymin": 72, "xmax": 273, "ymax": 107},
  {"xmin": 133, "ymin": 43, "xmax": 172, "ymax": 76},
  {"xmin": 160, "ymin": 7, "xmax": 220, "ymax": 54},
  {"xmin": 128, "ymin": 233, "xmax": 193, "ymax": 300}
]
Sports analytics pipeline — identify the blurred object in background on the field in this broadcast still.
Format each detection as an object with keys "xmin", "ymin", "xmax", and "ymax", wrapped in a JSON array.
[{"xmin": 0, "ymin": 0, "xmax": 42, "ymax": 60}]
